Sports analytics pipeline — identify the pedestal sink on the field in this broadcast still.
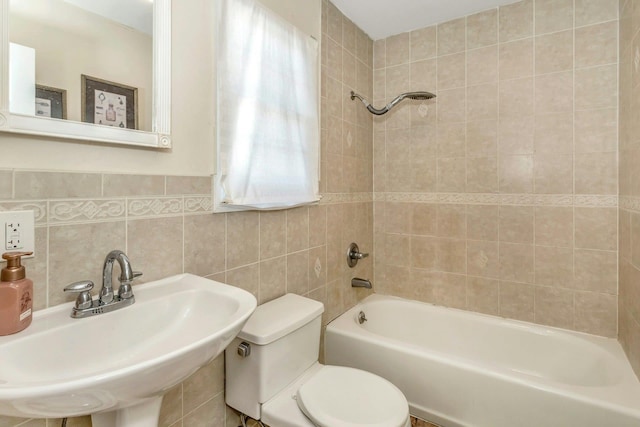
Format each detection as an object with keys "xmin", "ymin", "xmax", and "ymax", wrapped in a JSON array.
[{"xmin": 0, "ymin": 273, "xmax": 257, "ymax": 426}]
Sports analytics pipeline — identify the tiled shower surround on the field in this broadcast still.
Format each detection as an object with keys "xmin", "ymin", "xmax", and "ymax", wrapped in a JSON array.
[
  {"xmin": 619, "ymin": 0, "xmax": 640, "ymax": 378},
  {"xmin": 1, "ymin": 0, "xmax": 638, "ymax": 426},
  {"xmin": 372, "ymin": 0, "xmax": 620, "ymax": 337}
]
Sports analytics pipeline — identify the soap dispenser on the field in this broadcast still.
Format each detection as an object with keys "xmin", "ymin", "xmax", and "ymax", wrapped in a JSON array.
[{"xmin": 0, "ymin": 251, "xmax": 33, "ymax": 335}]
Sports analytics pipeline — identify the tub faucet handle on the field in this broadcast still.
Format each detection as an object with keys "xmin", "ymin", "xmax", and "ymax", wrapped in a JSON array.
[{"xmin": 347, "ymin": 242, "xmax": 369, "ymax": 268}]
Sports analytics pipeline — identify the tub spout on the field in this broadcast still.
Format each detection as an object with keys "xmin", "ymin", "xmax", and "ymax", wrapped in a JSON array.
[{"xmin": 351, "ymin": 278, "xmax": 372, "ymax": 289}]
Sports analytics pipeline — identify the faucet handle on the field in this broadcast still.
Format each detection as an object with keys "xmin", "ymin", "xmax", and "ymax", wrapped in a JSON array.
[
  {"xmin": 64, "ymin": 280, "xmax": 94, "ymax": 310},
  {"xmin": 118, "ymin": 271, "xmax": 142, "ymax": 300},
  {"xmin": 133, "ymin": 271, "xmax": 143, "ymax": 279}
]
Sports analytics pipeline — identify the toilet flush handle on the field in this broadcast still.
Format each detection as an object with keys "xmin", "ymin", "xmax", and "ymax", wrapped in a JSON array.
[{"xmin": 237, "ymin": 341, "xmax": 251, "ymax": 358}]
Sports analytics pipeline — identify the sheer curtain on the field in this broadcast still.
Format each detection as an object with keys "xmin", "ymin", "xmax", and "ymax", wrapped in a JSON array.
[{"xmin": 215, "ymin": 0, "xmax": 320, "ymax": 210}]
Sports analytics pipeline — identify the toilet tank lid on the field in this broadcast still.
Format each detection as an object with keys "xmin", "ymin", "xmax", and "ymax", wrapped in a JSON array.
[{"xmin": 238, "ymin": 294, "xmax": 324, "ymax": 345}]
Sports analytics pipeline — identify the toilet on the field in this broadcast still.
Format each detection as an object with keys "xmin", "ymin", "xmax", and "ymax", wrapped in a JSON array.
[{"xmin": 225, "ymin": 293, "xmax": 411, "ymax": 427}]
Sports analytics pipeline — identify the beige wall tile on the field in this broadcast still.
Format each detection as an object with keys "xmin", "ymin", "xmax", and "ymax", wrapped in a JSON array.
[
  {"xmin": 500, "ymin": 281, "xmax": 535, "ymax": 321},
  {"xmin": 575, "ymin": 22, "xmax": 618, "ymax": 68},
  {"xmin": 227, "ymin": 211, "xmax": 259, "ymax": 268},
  {"xmin": 499, "ymin": 116, "xmax": 534, "ymax": 155},
  {"xmin": 259, "ymin": 210, "xmax": 286, "ymax": 260},
  {"xmin": 128, "ymin": 217, "xmax": 183, "ymax": 282},
  {"xmin": 499, "ymin": 242, "xmax": 534, "ymax": 283},
  {"xmin": 438, "ymin": 53, "xmax": 466, "ymax": 90},
  {"xmin": 535, "ymin": 71, "xmax": 573, "ymax": 114},
  {"xmin": 184, "ymin": 214, "xmax": 226, "ymax": 276},
  {"xmin": 437, "ymin": 122, "xmax": 465, "ymax": 158},
  {"xmin": 535, "ymin": 0, "xmax": 574, "ymax": 34},
  {"xmin": 412, "ymin": 204, "xmax": 438, "ymax": 236},
  {"xmin": 575, "ymin": 152, "xmax": 617, "ymax": 195},
  {"xmin": 574, "ymin": 207, "xmax": 617, "ymax": 250},
  {"xmin": 467, "ymin": 240, "xmax": 500, "ymax": 278},
  {"xmin": 411, "ymin": 236, "xmax": 437, "ymax": 270},
  {"xmin": 48, "ymin": 221, "xmax": 126, "ymax": 306},
  {"xmin": 343, "ymin": 16, "xmax": 356, "ymax": 55},
  {"xmin": 466, "ymin": 156, "xmax": 499, "ymax": 193},
  {"xmin": 499, "ymin": 38, "xmax": 533, "ymax": 80},
  {"xmin": 309, "ymin": 205, "xmax": 327, "ymax": 247},
  {"xmin": 437, "ymin": 204, "xmax": 466, "ymax": 238},
  {"xmin": 535, "ymin": 286, "xmax": 574, "ymax": 329},
  {"xmin": 15, "ymin": 171, "xmax": 102, "ymax": 199},
  {"xmin": 575, "ymin": 291, "xmax": 617, "ymax": 337},
  {"xmin": 499, "ymin": 155, "xmax": 533, "ymax": 193},
  {"xmin": 309, "ymin": 245, "xmax": 327, "ymax": 291},
  {"xmin": 535, "ymin": 206, "xmax": 574, "ymax": 247},
  {"xmin": 499, "ymin": 77, "xmax": 534, "ymax": 118},
  {"xmin": 499, "ymin": 206, "xmax": 534, "ymax": 243},
  {"xmin": 287, "ymin": 250, "xmax": 309, "ymax": 295},
  {"xmin": 575, "ymin": 64, "xmax": 618, "ymax": 110},
  {"xmin": 227, "ymin": 263, "xmax": 260, "ymax": 300},
  {"xmin": 467, "ymin": 84, "xmax": 498, "ymax": 121},
  {"xmin": 466, "ymin": 120, "xmax": 497, "ymax": 157},
  {"xmin": 385, "ymin": 202, "xmax": 412, "ymax": 234},
  {"xmin": 574, "ymin": 249, "xmax": 617, "ymax": 293},
  {"xmin": 575, "ymin": 108, "xmax": 617, "ymax": 153},
  {"xmin": 467, "ymin": 46, "xmax": 498, "ymax": 86},
  {"xmin": 386, "ymin": 32, "xmax": 410, "ymax": 67},
  {"xmin": 411, "ymin": 26, "xmax": 437, "ymax": 61},
  {"xmin": 438, "ymin": 17, "xmax": 466, "ymax": 55},
  {"xmin": 499, "ymin": 0, "xmax": 533, "ymax": 42},
  {"xmin": 165, "ymin": 176, "xmax": 211, "ymax": 195},
  {"xmin": 534, "ymin": 153, "xmax": 573, "ymax": 194},
  {"xmin": 437, "ymin": 87, "xmax": 466, "ymax": 123},
  {"xmin": 467, "ymin": 9, "xmax": 498, "ymax": 49},
  {"xmin": 410, "ymin": 59, "xmax": 437, "ymax": 92},
  {"xmin": 103, "ymin": 174, "xmax": 165, "ymax": 197},
  {"xmin": 467, "ymin": 276, "xmax": 500, "ymax": 315},
  {"xmin": 182, "ymin": 356, "xmax": 224, "ymax": 415},
  {"xmin": 575, "ymin": 0, "xmax": 618, "ymax": 26},
  {"xmin": 632, "ymin": 213, "xmax": 640, "ymax": 267},
  {"xmin": 535, "ymin": 30, "xmax": 574, "ymax": 74},
  {"xmin": 535, "ymin": 246, "xmax": 574, "ymax": 287},
  {"xmin": 467, "ymin": 205, "xmax": 499, "ymax": 241},
  {"xmin": 326, "ymin": 1, "xmax": 342, "ymax": 44},
  {"xmin": 386, "ymin": 64, "xmax": 411, "ymax": 100},
  {"xmin": 287, "ymin": 206, "xmax": 310, "ymax": 252},
  {"xmin": 259, "ymin": 256, "xmax": 287, "ymax": 304},
  {"xmin": 437, "ymin": 157, "xmax": 466, "ymax": 192},
  {"xmin": 534, "ymin": 112, "xmax": 573, "ymax": 155},
  {"xmin": 373, "ymin": 39, "xmax": 386, "ymax": 70}
]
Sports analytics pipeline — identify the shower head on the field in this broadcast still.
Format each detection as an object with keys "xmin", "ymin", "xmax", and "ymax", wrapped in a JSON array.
[{"xmin": 350, "ymin": 90, "xmax": 436, "ymax": 115}]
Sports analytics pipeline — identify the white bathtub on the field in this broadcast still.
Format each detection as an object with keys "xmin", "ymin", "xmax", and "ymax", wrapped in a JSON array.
[{"xmin": 324, "ymin": 294, "xmax": 640, "ymax": 427}]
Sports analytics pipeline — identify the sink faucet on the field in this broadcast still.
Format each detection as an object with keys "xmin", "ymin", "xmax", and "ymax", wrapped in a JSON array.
[
  {"xmin": 101, "ymin": 250, "xmax": 140, "ymax": 304},
  {"xmin": 64, "ymin": 250, "xmax": 142, "ymax": 318}
]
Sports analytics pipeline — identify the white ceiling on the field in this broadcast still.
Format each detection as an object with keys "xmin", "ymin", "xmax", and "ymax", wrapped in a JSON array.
[{"xmin": 330, "ymin": 0, "xmax": 520, "ymax": 40}]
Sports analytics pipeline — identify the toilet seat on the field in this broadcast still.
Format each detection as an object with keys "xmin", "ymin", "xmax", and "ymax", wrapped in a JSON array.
[{"xmin": 296, "ymin": 366, "xmax": 409, "ymax": 427}]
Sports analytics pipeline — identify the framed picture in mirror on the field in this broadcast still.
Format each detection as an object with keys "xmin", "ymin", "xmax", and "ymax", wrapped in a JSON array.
[
  {"xmin": 35, "ymin": 85, "xmax": 67, "ymax": 120},
  {"xmin": 81, "ymin": 75, "xmax": 138, "ymax": 130}
]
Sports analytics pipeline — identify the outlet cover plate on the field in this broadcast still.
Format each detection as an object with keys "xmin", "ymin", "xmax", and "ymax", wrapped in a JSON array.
[{"xmin": 1, "ymin": 210, "xmax": 35, "ymax": 259}]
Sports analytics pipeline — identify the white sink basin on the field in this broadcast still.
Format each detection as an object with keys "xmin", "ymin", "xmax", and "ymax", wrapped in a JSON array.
[{"xmin": 0, "ymin": 273, "xmax": 256, "ymax": 424}]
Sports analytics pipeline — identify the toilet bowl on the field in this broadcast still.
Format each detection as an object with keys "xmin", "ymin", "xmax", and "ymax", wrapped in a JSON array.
[{"xmin": 225, "ymin": 294, "xmax": 410, "ymax": 427}]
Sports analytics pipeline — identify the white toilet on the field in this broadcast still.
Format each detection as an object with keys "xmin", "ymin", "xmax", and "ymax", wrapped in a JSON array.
[{"xmin": 225, "ymin": 293, "xmax": 411, "ymax": 427}]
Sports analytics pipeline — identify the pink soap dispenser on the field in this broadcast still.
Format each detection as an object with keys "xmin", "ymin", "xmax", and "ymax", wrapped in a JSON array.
[{"xmin": 0, "ymin": 251, "xmax": 33, "ymax": 335}]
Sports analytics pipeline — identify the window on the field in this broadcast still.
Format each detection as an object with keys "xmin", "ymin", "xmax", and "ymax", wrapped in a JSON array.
[{"xmin": 214, "ymin": 0, "xmax": 320, "ymax": 211}]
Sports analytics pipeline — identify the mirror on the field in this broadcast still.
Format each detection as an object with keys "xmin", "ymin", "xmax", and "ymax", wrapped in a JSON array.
[{"xmin": 0, "ymin": 0, "xmax": 171, "ymax": 148}]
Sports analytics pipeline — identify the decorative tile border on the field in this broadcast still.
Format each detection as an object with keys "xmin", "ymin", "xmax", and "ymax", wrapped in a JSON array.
[
  {"xmin": 375, "ymin": 192, "xmax": 619, "ymax": 207},
  {"xmin": 128, "ymin": 197, "xmax": 184, "ymax": 218},
  {"xmin": 49, "ymin": 199, "xmax": 125, "ymax": 224},
  {"xmin": 620, "ymin": 196, "xmax": 640, "ymax": 213},
  {"xmin": 320, "ymin": 192, "xmax": 374, "ymax": 204}
]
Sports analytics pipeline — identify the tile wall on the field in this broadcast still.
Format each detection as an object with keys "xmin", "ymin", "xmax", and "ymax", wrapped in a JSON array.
[
  {"xmin": 619, "ymin": 0, "xmax": 640, "ymax": 378},
  {"xmin": 372, "ymin": 0, "xmax": 620, "ymax": 336},
  {"xmin": 0, "ymin": 2, "xmax": 374, "ymax": 426}
]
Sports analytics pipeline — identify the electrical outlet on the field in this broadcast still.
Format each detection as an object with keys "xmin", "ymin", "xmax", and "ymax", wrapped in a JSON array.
[{"xmin": 0, "ymin": 211, "xmax": 35, "ymax": 258}]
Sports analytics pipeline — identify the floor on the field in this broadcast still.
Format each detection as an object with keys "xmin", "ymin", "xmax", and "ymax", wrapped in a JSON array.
[{"xmin": 411, "ymin": 416, "xmax": 441, "ymax": 427}]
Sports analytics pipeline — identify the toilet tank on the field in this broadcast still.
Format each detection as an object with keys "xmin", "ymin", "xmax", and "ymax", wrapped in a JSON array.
[{"xmin": 225, "ymin": 294, "xmax": 324, "ymax": 420}]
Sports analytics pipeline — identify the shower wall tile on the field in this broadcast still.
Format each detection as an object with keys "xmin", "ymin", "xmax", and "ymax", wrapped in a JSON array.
[{"xmin": 373, "ymin": 0, "xmax": 619, "ymax": 340}]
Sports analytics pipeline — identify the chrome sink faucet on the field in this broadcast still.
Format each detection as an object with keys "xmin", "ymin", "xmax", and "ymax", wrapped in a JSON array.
[
  {"xmin": 101, "ymin": 249, "xmax": 141, "ymax": 304},
  {"xmin": 63, "ymin": 250, "xmax": 142, "ymax": 318}
]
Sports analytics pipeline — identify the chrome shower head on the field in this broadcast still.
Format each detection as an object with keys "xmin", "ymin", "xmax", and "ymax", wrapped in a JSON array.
[{"xmin": 350, "ymin": 90, "xmax": 436, "ymax": 115}]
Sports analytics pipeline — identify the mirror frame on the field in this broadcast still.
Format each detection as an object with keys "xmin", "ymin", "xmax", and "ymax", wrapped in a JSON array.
[{"xmin": 0, "ymin": 0, "xmax": 171, "ymax": 148}]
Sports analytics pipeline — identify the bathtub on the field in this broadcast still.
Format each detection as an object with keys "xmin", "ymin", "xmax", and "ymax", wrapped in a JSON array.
[{"xmin": 324, "ymin": 294, "xmax": 640, "ymax": 427}]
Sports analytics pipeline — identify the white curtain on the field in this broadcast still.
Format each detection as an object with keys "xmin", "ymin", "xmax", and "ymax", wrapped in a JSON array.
[{"xmin": 215, "ymin": 0, "xmax": 320, "ymax": 210}]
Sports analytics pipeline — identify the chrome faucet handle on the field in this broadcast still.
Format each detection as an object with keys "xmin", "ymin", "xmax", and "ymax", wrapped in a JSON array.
[
  {"xmin": 64, "ymin": 280, "xmax": 94, "ymax": 310},
  {"xmin": 347, "ymin": 242, "xmax": 369, "ymax": 268},
  {"xmin": 117, "ymin": 271, "xmax": 142, "ymax": 300}
]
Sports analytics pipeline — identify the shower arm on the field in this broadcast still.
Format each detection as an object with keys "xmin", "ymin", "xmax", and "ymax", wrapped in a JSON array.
[{"xmin": 350, "ymin": 90, "xmax": 435, "ymax": 116}]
